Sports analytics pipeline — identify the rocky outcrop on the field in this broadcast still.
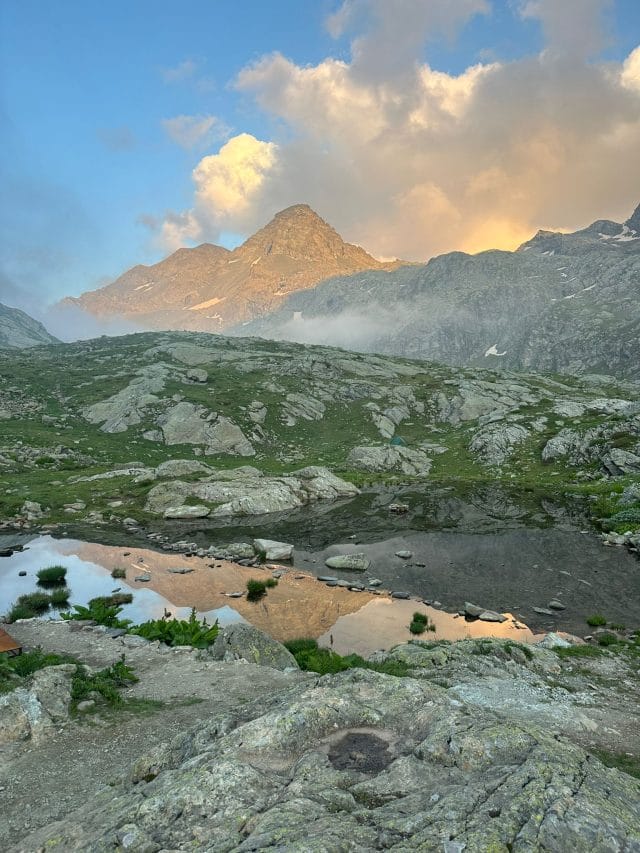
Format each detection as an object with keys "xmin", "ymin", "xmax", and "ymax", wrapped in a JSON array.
[
  {"xmin": 347, "ymin": 445, "xmax": 433, "ymax": 475},
  {"xmin": 146, "ymin": 465, "xmax": 360, "ymax": 517},
  {"xmin": 210, "ymin": 623, "xmax": 299, "ymax": 670},
  {"xmin": 0, "ymin": 303, "xmax": 58, "ymax": 348},
  {"xmin": 15, "ymin": 661, "xmax": 640, "ymax": 852},
  {"xmin": 0, "ymin": 664, "xmax": 74, "ymax": 744},
  {"xmin": 158, "ymin": 402, "xmax": 255, "ymax": 456},
  {"xmin": 469, "ymin": 422, "xmax": 530, "ymax": 465},
  {"xmin": 83, "ymin": 363, "xmax": 170, "ymax": 433}
]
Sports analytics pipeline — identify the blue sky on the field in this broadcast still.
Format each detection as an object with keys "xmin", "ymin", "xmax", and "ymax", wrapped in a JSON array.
[{"xmin": 1, "ymin": 0, "xmax": 639, "ymax": 311}]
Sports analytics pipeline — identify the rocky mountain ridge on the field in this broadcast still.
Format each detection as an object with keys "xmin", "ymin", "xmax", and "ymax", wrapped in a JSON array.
[
  {"xmin": 0, "ymin": 302, "xmax": 58, "ymax": 348},
  {"xmin": 239, "ymin": 202, "xmax": 640, "ymax": 378},
  {"xmin": 63, "ymin": 205, "xmax": 400, "ymax": 332}
]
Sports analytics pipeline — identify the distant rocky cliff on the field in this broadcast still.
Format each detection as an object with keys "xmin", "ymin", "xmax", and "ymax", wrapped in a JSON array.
[
  {"xmin": 0, "ymin": 302, "xmax": 58, "ymax": 348},
  {"xmin": 240, "ymin": 203, "xmax": 640, "ymax": 379}
]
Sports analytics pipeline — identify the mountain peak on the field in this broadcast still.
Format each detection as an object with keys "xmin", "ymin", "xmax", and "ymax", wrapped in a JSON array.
[
  {"xmin": 625, "ymin": 201, "xmax": 640, "ymax": 233},
  {"xmin": 236, "ymin": 204, "xmax": 377, "ymax": 266}
]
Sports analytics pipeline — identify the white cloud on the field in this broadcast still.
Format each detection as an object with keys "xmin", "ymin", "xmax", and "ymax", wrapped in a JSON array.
[
  {"xmin": 155, "ymin": 3, "xmax": 640, "ymax": 260},
  {"xmin": 154, "ymin": 134, "xmax": 279, "ymax": 249},
  {"xmin": 161, "ymin": 59, "xmax": 197, "ymax": 83},
  {"xmin": 161, "ymin": 114, "xmax": 229, "ymax": 149}
]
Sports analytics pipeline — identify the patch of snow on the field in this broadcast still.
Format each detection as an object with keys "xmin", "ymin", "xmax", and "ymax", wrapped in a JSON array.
[
  {"xmin": 484, "ymin": 344, "xmax": 507, "ymax": 357},
  {"xmin": 599, "ymin": 224, "xmax": 639, "ymax": 243},
  {"xmin": 250, "ymin": 256, "xmax": 262, "ymax": 267},
  {"xmin": 187, "ymin": 296, "xmax": 226, "ymax": 312},
  {"xmin": 134, "ymin": 283, "xmax": 153, "ymax": 291},
  {"xmin": 228, "ymin": 258, "xmax": 240, "ymax": 264}
]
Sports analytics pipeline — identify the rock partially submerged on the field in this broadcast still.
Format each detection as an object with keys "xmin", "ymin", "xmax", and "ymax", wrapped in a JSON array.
[{"xmin": 325, "ymin": 553, "xmax": 371, "ymax": 571}]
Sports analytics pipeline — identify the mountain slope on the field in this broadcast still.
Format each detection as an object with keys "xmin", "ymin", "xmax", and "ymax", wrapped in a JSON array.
[
  {"xmin": 0, "ymin": 302, "xmax": 59, "ymax": 348},
  {"xmin": 238, "ymin": 203, "xmax": 640, "ymax": 378},
  {"xmin": 63, "ymin": 205, "xmax": 399, "ymax": 331}
]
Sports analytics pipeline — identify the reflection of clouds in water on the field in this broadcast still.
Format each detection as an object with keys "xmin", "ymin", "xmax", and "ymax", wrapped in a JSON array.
[{"xmin": 0, "ymin": 537, "xmax": 246, "ymax": 628}]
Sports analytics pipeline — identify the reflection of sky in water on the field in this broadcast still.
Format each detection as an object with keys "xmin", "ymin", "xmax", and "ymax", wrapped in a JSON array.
[{"xmin": 0, "ymin": 538, "xmax": 244, "ymax": 627}]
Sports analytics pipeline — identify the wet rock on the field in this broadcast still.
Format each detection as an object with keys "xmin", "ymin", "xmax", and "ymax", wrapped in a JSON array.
[
  {"xmin": 391, "ymin": 591, "xmax": 411, "ymax": 599},
  {"xmin": 549, "ymin": 600, "xmax": 566, "ymax": 610},
  {"xmin": 325, "ymin": 553, "xmax": 370, "ymax": 572},
  {"xmin": 533, "ymin": 607, "xmax": 555, "ymax": 616},
  {"xmin": 395, "ymin": 550, "xmax": 413, "ymax": 559},
  {"xmin": 464, "ymin": 602, "xmax": 485, "ymax": 617}
]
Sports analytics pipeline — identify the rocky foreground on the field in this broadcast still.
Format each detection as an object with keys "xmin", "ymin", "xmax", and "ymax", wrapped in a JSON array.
[{"xmin": 2, "ymin": 620, "xmax": 640, "ymax": 851}]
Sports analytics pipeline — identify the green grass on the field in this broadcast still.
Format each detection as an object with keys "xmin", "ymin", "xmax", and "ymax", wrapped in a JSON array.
[
  {"xmin": 586, "ymin": 614, "xmax": 607, "ymax": 627},
  {"xmin": 284, "ymin": 638, "xmax": 410, "ymax": 677},
  {"xmin": 36, "ymin": 565, "xmax": 67, "ymax": 587},
  {"xmin": 49, "ymin": 587, "xmax": 71, "ymax": 607},
  {"xmin": 409, "ymin": 611, "xmax": 436, "ymax": 635},
  {"xmin": 591, "ymin": 748, "xmax": 640, "ymax": 780},
  {"xmin": 554, "ymin": 644, "xmax": 604, "ymax": 659},
  {"xmin": 111, "ymin": 567, "xmax": 126, "ymax": 579},
  {"xmin": 7, "ymin": 591, "xmax": 53, "ymax": 621}
]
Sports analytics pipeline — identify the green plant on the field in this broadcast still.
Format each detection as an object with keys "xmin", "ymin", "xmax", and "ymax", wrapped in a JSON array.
[
  {"xmin": 409, "ymin": 611, "xmax": 436, "ymax": 635},
  {"xmin": 597, "ymin": 632, "xmax": 619, "ymax": 647},
  {"xmin": 284, "ymin": 638, "xmax": 409, "ymax": 678},
  {"xmin": 586, "ymin": 614, "xmax": 607, "ymax": 627},
  {"xmin": 36, "ymin": 565, "xmax": 67, "ymax": 587},
  {"xmin": 265, "ymin": 577, "xmax": 278, "ymax": 588},
  {"xmin": 0, "ymin": 648, "xmax": 77, "ymax": 693},
  {"xmin": 61, "ymin": 599, "xmax": 132, "ymax": 629},
  {"xmin": 7, "ymin": 591, "xmax": 52, "ymax": 621},
  {"xmin": 609, "ymin": 623, "xmax": 626, "ymax": 631},
  {"xmin": 49, "ymin": 587, "xmax": 71, "ymax": 607},
  {"xmin": 129, "ymin": 609, "xmax": 218, "ymax": 648},
  {"xmin": 111, "ymin": 567, "xmax": 126, "ymax": 579},
  {"xmin": 554, "ymin": 644, "xmax": 603, "ymax": 659},
  {"xmin": 70, "ymin": 656, "xmax": 138, "ymax": 709},
  {"xmin": 246, "ymin": 579, "xmax": 268, "ymax": 601},
  {"xmin": 591, "ymin": 748, "xmax": 640, "ymax": 780}
]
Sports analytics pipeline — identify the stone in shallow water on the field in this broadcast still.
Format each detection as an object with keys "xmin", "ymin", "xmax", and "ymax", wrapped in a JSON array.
[
  {"xmin": 325, "ymin": 553, "xmax": 370, "ymax": 571},
  {"xmin": 395, "ymin": 550, "xmax": 413, "ymax": 559},
  {"xmin": 479, "ymin": 610, "xmax": 507, "ymax": 623},
  {"xmin": 252, "ymin": 539, "xmax": 294, "ymax": 561},
  {"xmin": 548, "ymin": 600, "xmax": 566, "ymax": 610},
  {"xmin": 533, "ymin": 607, "xmax": 555, "ymax": 616}
]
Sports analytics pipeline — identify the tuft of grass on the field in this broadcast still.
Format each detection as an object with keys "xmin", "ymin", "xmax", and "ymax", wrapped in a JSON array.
[
  {"xmin": 111, "ymin": 567, "xmax": 126, "ymax": 579},
  {"xmin": 246, "ymin": 579, "xmax": 269, "ymax": 602},
  {"xmin": 597, "ymin": 632, "xmax": 620, "ymax": 647},
  {"xmin": 36, "ymin": 565, "xmax": 67, "ymax": 587},
  {"xmin": 586, "ymin": 614, "xmax": 607, "ymax": 627},
  {"xmin": 49, "ymin": 587, "xmax": 71, "ymax": 607},
  {"xmin": 265, "ymin": 577, "xmax": 279, "ymax": 588},
  {"xmin": 7, "ymin": 591, "xmax": 52, "ymax": 621},
  {"xmin": 554, "ymin": 644, "xmax": 603, "ymax": 659}
]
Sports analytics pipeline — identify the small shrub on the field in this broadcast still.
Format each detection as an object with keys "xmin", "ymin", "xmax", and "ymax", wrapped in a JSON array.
[
  {"xmin": 130, "ymin": 609, "xmax": 218, "ymax": 648},
  {"xmin": 36, "ymin": 565, "xmax": 67, "ymax": 587},
  {"xmin": 246, "ymin": 579, "xmax": 268, "ymax": 602},
  {"xmin": 609, "ymin": 623, "xmax": 625, "ymax": 631},
  {"xmin": 61, "ymin": 600, "xmax": 131, "ymax": 629},
  {"xmin": 554, "ymin": 644, "xmax": 603, "ymax": 658},
  {"xmin": 265, "ymin": 578, "xmax": 279, "ymax": 588},
  {"xmin": 586, "ymin": 614, "xmax": 607, "ymax": 627},
  {"xmin": 111, "ymin": 567, "xmax": 126, "ymax": 579},
  {"xmin": 49, "ymin": 588, "xmax": 71, "ymax": 607}
]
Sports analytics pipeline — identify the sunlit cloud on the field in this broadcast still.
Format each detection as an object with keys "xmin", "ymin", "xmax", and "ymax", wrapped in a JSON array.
[{"xmin": 155, "ymin": 0, "xmax": 640, "ymax": 261}]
